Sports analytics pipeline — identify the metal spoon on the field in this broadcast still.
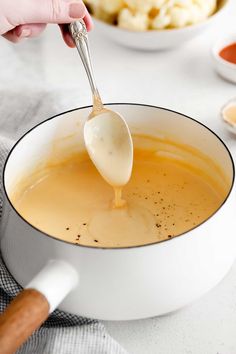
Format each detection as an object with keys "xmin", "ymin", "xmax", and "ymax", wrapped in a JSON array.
[{"xmin": 69, "ymin": 20, "xmax": 133, "ymax": 187}]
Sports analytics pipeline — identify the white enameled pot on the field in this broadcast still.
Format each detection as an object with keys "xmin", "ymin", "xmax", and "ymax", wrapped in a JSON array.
[{"xmin": 0, "ymin": 104, "xmax": 235, "ymax": 352}]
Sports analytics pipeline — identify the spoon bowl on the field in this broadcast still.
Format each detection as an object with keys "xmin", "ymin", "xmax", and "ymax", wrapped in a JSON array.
[{"xmin": 84, "ymin": 108, "xmax": 133, "ymax": 186}]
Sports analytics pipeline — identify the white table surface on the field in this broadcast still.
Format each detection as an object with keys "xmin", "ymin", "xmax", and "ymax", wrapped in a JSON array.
[{"xmin": 1, "ymin": 2, "xmax": 236, "ymax": 353}]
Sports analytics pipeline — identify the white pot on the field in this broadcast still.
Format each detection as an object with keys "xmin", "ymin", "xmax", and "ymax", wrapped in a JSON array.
[{"xmin": 0, "ymin": 104, "xmax": 235, "ymax": 351}]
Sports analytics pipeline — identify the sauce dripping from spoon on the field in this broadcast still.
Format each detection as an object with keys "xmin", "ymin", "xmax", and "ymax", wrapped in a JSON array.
[{"xmin": 69, "ymin": 20, "xmax": 133, "ymax": 207}]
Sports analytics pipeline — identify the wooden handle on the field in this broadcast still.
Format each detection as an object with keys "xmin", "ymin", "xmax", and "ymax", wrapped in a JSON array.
[{"xmin": 0, "ymin": 289, "xmax": 50, "ymax": 354}]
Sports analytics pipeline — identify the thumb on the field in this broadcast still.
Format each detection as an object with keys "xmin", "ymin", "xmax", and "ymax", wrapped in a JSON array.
[{"xmin": 12, "ymin": 0, "xmax": 87, "ymax": 26}]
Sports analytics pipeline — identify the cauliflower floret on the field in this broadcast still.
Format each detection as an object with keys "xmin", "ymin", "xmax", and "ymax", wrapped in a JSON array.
[
  {"xmin": 118, "ymin": 8, "xmax": 149, "ymax": 31},
  {"xmin": 86, "ymin": 0, "xmax": 218, "ymax": 31},
  {"xmin": 151, "ymin": 11, "xmax": 171, "ymax": 29},
  {"xmin": 154, "ymin": 0, "xmax": 168, "ymax": 8},
  {"xmin": 101, "ymin": 0, "xmax": 124, "ymax": 15},
  {"xmin": 173, "ymin": 0, "xmax": 192, "ymax": 7},
  {"xmin": 152, "ymin": 14, "xmax": 171, "ymax": 29},
  {"xmin": 194, "ymin": 0, "xmax": 217, "ymax": 16},
  {"xmin": 91, "ymin": 3, "xmax": 117, "ymax": 23},
  {"xmin": 170, "ymin": 0, "xmax": 216, "ymax": 25},
  {"xmin": 124, "ymin": 0, "xmax": 166, "ymax": 14},
  {"xmin": 187, "ymin": 4, "xmax": 205, "ymax": 24},
  {"xmin": 168, "ymin": 6, "xmax": 190, "ymax": 27}
]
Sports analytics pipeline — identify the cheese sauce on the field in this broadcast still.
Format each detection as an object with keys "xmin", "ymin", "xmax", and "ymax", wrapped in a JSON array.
[{"xmin": 11, "ymin": 135, "xmax": 228, "ymax": 248}]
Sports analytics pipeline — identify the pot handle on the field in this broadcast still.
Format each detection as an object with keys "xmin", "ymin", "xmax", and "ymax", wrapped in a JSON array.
[{"xmin": 0, "ymin": 260, "xmax": 78, "ymax": 354}]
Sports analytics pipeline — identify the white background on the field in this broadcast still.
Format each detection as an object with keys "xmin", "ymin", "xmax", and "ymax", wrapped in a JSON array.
[{"xmin": 1, "ymin": 1, "xmax": 236, "ymax": 353}]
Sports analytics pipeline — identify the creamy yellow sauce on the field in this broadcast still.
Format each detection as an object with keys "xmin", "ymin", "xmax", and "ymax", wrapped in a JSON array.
[{"xmin": 10, "ymin": 135, "xmax": 228, "ymax": 248}]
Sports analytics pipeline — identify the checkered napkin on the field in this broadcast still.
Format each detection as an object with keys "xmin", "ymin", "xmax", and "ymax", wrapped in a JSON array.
[{"xmin": 0, "ymin": 136, "xmax": 128, "ymax": 354}]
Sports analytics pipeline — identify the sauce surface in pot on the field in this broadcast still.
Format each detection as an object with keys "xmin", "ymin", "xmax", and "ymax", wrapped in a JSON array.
[{"xmin": 11, "ymin": 135, "xmax": 229, "ymax": 248}]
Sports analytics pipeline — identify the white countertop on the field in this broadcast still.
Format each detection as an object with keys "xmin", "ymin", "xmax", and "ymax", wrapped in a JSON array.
[{"xmin": 1, "ymin": 2, "xmax": 236, "ymax": 353}]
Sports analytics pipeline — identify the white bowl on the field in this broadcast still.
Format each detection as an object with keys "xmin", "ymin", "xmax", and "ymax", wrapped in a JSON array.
[
  {"xmin": 221, "ymin": 97, "xmax": 236, "ymax": 134},
  {"xmin": 92, "ymin": 0, "xmax": 229, "ymax": 50},
  {"xmin": 212, "ymin": 33, "xmax": 236, "ymax": 83}
]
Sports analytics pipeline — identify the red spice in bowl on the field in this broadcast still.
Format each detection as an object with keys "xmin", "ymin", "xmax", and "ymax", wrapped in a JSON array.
[{"xmin": 219, "ymin": 43, "xmax": 236, "ymax": 65}]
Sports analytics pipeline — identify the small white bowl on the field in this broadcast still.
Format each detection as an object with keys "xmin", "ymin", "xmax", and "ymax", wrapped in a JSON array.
[
  {"xmin": 221, "ymin": 97, "xmax": 236, "ymax": 134},
  {"xmin": 212, "ymin": 34, "xmax": 236, "ymax": 83},
  {"xmin": 92, "ymin": 0, "xmax": 229, "ymax": 50}
]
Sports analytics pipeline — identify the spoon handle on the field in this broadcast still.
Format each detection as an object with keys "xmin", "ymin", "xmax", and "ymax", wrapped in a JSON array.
[{"xmin": 69, "ymin": 20, "xmax": 103, "ymax": 111}]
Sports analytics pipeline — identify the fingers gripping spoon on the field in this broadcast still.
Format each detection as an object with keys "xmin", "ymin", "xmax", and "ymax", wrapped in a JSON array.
[{"xmin": 69, "ymin": 21, "xmax": 133, "ymax": 191}]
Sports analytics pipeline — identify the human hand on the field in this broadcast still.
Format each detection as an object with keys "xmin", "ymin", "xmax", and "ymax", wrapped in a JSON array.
[{"xmin": 0, "ymin": 0, "xmax": 93, "ymax": 47}]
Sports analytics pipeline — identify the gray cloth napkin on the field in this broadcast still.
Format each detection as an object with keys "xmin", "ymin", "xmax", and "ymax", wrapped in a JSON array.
[{"xmin": 0, "ymin": 94, "xmax": 128, "ymax": 354}]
